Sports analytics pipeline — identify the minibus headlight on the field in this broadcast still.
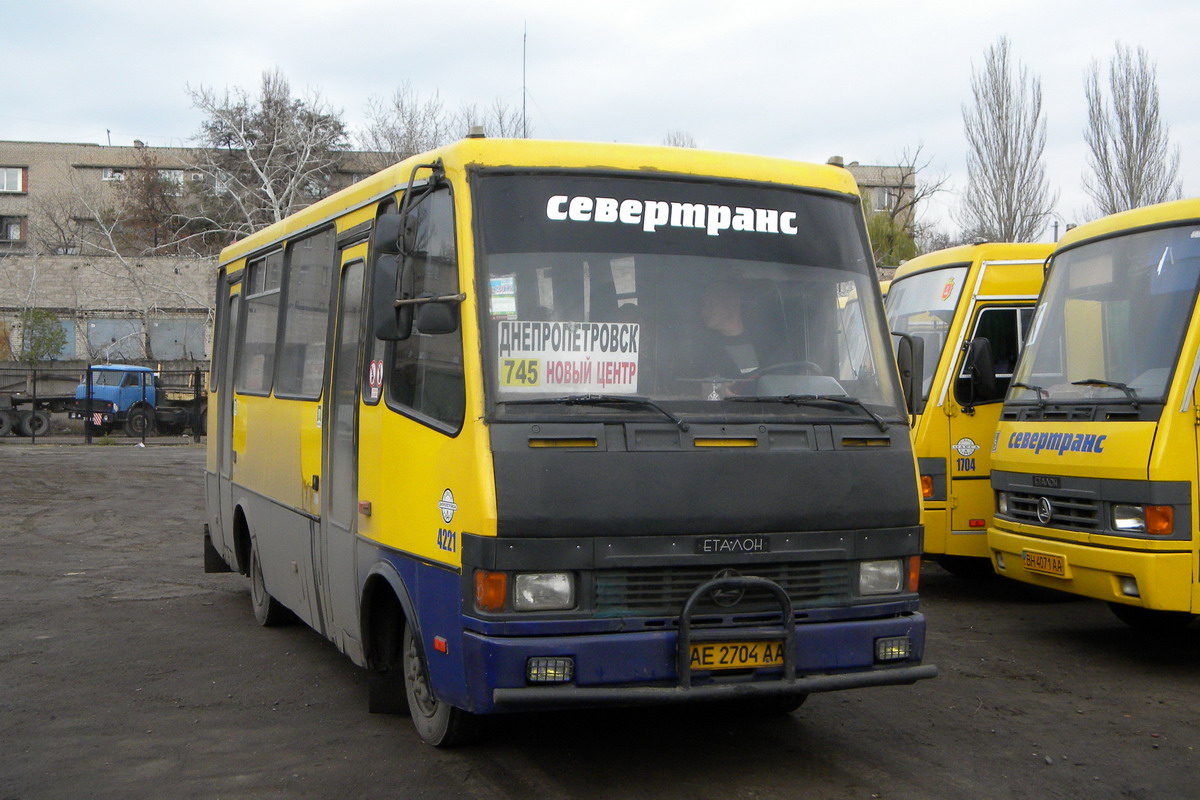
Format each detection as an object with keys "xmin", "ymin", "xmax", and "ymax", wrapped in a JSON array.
[
  {"xmin": 1113, "ymin": 504, "xmax": 1173, "ymax": 535},
  {"xmin": 996, "ymin": 491, "xmax": 1009, "ymax": 516},
  {"xmin": 1113, "ymin": 504, "xmax": 1145, "ymax": 532},
  {"xmin": 513, "ymin": 572, "xmax": 575, "ymax": 611},
  {"xmin": 859, "ymin": 559, "xmax": 904, "ymax": 595}
]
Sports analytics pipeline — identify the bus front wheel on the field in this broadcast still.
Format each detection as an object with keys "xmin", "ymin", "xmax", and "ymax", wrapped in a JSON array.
[{"xmin": 403, "ymin": 624, "xmax": 479, "ymax": 746}]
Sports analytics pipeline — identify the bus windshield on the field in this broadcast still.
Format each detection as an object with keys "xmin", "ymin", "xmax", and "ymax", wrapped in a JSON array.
[
  {"xmin": 885, "ymin": 265, "xmax": 969, "ymax": 404},
  {"xmin": 472, "ymin": 171, "xmax": 905, "ymax": 424},
  {"xmin": 1010, "ymin": 223, "xmax": 1200, "ymax": 406}
]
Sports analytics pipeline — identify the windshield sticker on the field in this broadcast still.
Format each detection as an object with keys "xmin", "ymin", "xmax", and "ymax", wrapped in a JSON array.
[
  {"xmin": 497, "ymin": 320, "xmax": 639, "ymax": 393},
  {"xmin": 545, "ymin": 195, "xmax": 799, "ymax": 238},
  {"xmin": 489, "ymin": 275, "xmax": 517, "ymax": 319},
  {"xmin": 941, "ymin": 276, "xmax": 957, "ymax": 301}
]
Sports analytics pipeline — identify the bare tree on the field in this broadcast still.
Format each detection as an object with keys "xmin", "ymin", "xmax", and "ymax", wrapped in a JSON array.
[
  {"xmin": 958, "ymin": 36, "xmax": 1057, "ymax": 242},
  {"xmin": 453, "ymin": 97, "xmax": 528, "ymax": 139},
  {"xmin": 1083, "ymin": 43, "xmax": 1181, "ymax": 215},
  {"xmin": 663, "ymin": 130, "xmax": 697, "ymax": 148},
  {"xmin": 358, "ymin": 82, "xmax": 452, "ymax": 172},
  {"xmin": 187, "ymin": 68, "xmax": 349, "ymax": 238},
  {"xmin": 886, "ymin": 144, "xmax": 948, "ymax": 234}
]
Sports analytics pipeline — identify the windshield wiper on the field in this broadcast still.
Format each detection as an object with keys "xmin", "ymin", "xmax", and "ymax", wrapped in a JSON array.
[
  {"xmin": 1071, "ymin": 378, "xmax": 1141, "ymax": 409},
  {"xmin": 733, "ymin": 394, "xmax": 890, "ymax": 432},
  {"xmin": 497, "ymin": 394, "xmax": 689, "ymax": 431},
  {"xmin": 1010, "ymin": 381, "xmax": 1046, "ymax": 408}
]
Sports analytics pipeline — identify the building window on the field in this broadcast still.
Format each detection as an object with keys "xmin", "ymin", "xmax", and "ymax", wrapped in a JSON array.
[
  {"xmin": 101, "ymin": 167, "xmax": 126, "ymax": 182},
  {"xmin": 0, "ymin": 167, "xmax": 25, "ymax": 192},
  {"xmin": 1, "ymin": 216, "xmax": 24, "ymax": 242}
]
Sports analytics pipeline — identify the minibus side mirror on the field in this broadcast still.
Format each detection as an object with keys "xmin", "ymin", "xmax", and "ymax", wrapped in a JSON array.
[
  {"xmin": 415, "ymin": 297, "xmax": 461, "ymax": 335},
  {"xmin": 373, "ymin": 254, "xmax": 415, "ymax": 340},
  {"xmin": 893, "ymin": 332, "xmax": 925, "ymax": 415},
  {"xmin": 372, "ymin": 213, "xmax": 404, "ymax": 255},
  {"xmin": 964, "ymin": 337, "xmax": 999, "ymax": 403}
]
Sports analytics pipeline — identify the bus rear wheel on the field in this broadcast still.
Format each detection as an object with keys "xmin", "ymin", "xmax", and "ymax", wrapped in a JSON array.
[
  {"xmin": 1108, "ymin": 602, "xmax": 1195, "ymax": 632},
  {"xmin": 403, "ymin": 624, "xmax": 479, "ymax": 747}
]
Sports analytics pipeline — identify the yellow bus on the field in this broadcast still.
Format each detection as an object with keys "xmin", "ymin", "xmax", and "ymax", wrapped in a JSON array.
[
  {"xmin": 202, "ymin": 136, "xmax": 936, "ymax": 745},
  {"xmin": 988, "ymin": 198, "xmax": 1200, "ymax": 629},
  {"xmin": 886, "ymin": 243, "xmax": 1051, "ymax": 575}
]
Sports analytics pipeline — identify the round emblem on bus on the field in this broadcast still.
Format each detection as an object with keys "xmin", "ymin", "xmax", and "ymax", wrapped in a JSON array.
[
  {"xmin": 438, "ymin": 489, "xmax": 458, "ymax": 524},
  {"xmin": 954, "ymin": 437, "xmax": 980, "ymax": 457},
  {"xmin": 1036, "ymin": 496, "xmax": 1054, "ymax": 525},
  {"xmin": 710, "ymin": 568, "xmax": 745, "ymax": 608}
]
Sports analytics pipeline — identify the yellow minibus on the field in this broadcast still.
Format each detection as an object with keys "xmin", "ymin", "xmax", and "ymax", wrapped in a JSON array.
[
  {"xmin": 202, "ymin": 135, "xmax": 936, "ymax": 745},
  {"xmin": 988, "ymin": 198, "xmax": 1200, "ymax": 628},
  {"xmin": 886, "ymin": 243, "xmax": 1051, "ymax": 575}
]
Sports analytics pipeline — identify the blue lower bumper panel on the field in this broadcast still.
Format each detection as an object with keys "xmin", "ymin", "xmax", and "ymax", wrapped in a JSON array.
[{"xmin": 462, "ymin": 613, "xmax": 934, "ymax": 713}]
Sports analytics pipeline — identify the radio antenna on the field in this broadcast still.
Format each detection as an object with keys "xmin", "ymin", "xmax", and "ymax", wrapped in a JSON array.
[{"xmin": 522, "ymin": 22, "xmax": 528, "ymax": 139}]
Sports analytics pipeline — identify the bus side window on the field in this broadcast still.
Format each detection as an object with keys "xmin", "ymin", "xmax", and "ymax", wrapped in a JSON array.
[
  {"xmin": 955, "ymin": 306, "xmax": 1024, "ymax": 404},
  {"xmin": 385, "ymin": 188, "xmax": 466, "ymax": 433}
]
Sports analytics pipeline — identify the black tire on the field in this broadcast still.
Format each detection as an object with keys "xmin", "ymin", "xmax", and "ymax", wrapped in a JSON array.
[
  {"xmin": 250, "ymin": 540, "xmax": 292, "ymax": 627},
  {"xmin": 124, "ymin": 407, "xmax": 154, "ymax": 438},
  {"xmin": 403, "ymin": 623, "xmax": 480, "ymax": 746},
  {"xmin": 0, "ymin": 409, "xmax": 14, "ymax": 437},
  {"xmin": 17, "ymin": 410, "xmax": 51, "ymax": 438},
  {"xmin": 935, "ymin": 554, "xmax": 998, "ymax": 580},
  {"xmin": 1108, "ymin": 602, "xmax": 1195, "ymax": 632}
]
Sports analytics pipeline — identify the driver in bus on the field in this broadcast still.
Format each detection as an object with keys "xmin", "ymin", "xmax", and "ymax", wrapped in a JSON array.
[{"xmin": 699, "ymin": 283, "xmax": 760, "ymax": 377}]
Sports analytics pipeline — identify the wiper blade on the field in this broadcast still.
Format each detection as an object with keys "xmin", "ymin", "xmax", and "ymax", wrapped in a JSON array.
[
  {"xmin": 1010, "ymin": 381, "xmax": 1046, "ymax": 408},
  {"xmin": 497, "ymin": 394, "xmax": 689, "ymax": 431},
  {"xmin": 1071, "ymin": 378, "xmax": 1140, "ymax": 409},
  {"xmin": 734, "ymin": 394, "xmax": 890, "ymax": 432}
]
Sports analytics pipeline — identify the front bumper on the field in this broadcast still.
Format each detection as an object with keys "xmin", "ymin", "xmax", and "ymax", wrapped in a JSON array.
[{"xmin": 464, "ymin": 610, "xmax": 933, "ymax": 713}]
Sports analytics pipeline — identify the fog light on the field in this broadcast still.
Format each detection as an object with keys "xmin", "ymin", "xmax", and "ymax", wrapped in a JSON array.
[
  {"xmin": 859, "ymin": 559, "xmax": 903, "ymax": 595},
  {"xmin": 513, "ymin": 572, "xmax": 575, "ymax": 611},
  {"xmin": 1118, "ymin": 576, "xmax": 1140, "ymax": 597},
  {"xmin": 527, "ymin": 657, "xmax": 574, "ymax": 683},
  {"xmin": 995, "ymin": 552, "xmax": 1006, "ymax": 571},
  {"xmin": 875, "ymin": 636, "xmax": 911, "ymax": 662}
]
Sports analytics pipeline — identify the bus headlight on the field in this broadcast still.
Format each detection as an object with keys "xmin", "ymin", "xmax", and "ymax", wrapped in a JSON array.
[
  {"xmin": 513, "ymin": 573, "xmax": 575, "ymax": 611},
  {"xmin": 859, "ymin": 559, "xmax": 904, "ymax": 595},
  {"xmin": 996, "ymin": 491, "xmax": 1009, "ymax": 516},
  {"xmin": 1113, "ymin": 504, "xmax": 1173, "ymax": 535}
]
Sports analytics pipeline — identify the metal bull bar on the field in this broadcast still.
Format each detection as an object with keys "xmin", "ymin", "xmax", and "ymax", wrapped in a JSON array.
[{"xmin": 676, "ymin": 575, "xmax": 796, "ymax": 689}]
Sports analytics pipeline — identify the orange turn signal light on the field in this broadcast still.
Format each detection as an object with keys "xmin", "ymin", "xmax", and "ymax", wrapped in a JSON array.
[
  {"xmin": 920, "ymin": 474, "xmax": 934, "ymax": 499},
  {"xmin": 1146, "ymin": 505, "xmax": 1174, "ymax": 536},
  {"xmin": 474, "ymin": 570, "xmax": 508, "ymax": 612},
  {"xmin": 907, "ymin": 555, "xmax": 921, "ymax": 593}
]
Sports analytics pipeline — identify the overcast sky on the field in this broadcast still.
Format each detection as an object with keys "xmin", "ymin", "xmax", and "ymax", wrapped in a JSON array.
[{"xmin": 8, "ymin": 0, "xmax": 1197, "ymax": 239}]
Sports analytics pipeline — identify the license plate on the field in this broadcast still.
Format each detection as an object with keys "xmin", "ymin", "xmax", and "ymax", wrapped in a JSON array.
[
  {"xmin": 1022, "ymin": 549, "xmax": 1066, "ymax": 577},
  {"xmin": 689, "ymin": 641, "xmax": 784, "ymax": 671}
]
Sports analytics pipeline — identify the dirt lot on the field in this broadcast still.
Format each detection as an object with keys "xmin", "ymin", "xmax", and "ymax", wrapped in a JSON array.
[{"xmin": 1, "ymin": 443, "xmax": 1197, "ymax": 800}]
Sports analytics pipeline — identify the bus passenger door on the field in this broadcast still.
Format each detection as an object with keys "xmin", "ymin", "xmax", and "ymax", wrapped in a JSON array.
[
  {"xmin": 318, "ymin": 255, "xmax": 366, "ymax": 660},
  {"xmin": 948, "ymin": 303, "xmax": 1033, "ymax": 546},
  {"xmin": 215, "ymin": 283, "xmax": 241, "ymax": 560}
]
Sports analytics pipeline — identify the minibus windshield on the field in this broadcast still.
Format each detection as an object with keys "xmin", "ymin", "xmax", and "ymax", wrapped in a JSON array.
[
  {"xmin": 885, "ymin": 265, "xmax": 969, "ymax": 406},
  {"xmin": 473, "ymin": 171, "xmax": 905, "ymax": 424},
  {"xmin": 1009, "ymin": 223, "xmax": 1200, "ymax": 406}
]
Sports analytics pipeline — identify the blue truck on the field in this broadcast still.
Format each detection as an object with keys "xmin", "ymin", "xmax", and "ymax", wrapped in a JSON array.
[{"xmin": 68, "ymin": 364, "xmax": 206, "ymax": 437}]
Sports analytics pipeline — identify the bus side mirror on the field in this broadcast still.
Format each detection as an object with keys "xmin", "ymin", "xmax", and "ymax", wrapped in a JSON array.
[
  {"xmin": 964, "ymin": 337, "xmax": 999, "ymax": 403},
  {"xmin": 373, "ymin": 254, "xmax": 415, "ymax": 340},
  {"xmin": 415, "ymin": 297, "xmax": 461, "ymax": 335},
  {"xmin": 372, "ymin": 213, "xmax": 404, "ymax": 255},
  {"xmin": 893, "ymin": 332, "xmax": 925, "ymax": 415}
]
